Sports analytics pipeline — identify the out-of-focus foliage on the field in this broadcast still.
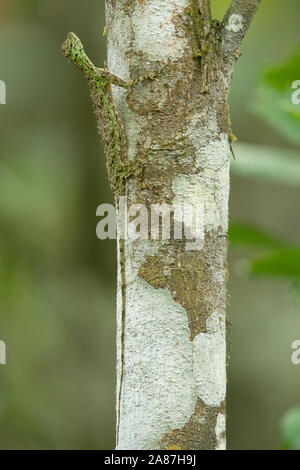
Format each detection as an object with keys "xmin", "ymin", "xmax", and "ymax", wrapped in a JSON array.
[
  {"xmin": 229, "ymin": 223, "xmax": 284, "ymax": 249},
  {"xmin": 232, "ymin": 45, "xmax": 300, "ymax": 273},
  {"xmin": 251, "ymin": 49, "xmax": 300, "ymax": 146},
  {"xmin": 0, "ymin": 0, "xmax": 117, "ymax": 450},
  {"xmin": 230, "ymin": 42, "xmax": 300, "ymax": 450},
  {"xmin": 232, "ymin": 144, "xmax": 300, "ymax": 186},
  {"xmin": 280, "ymin": 408, "xmax": 300, "ymax": 450},
  {"xmin": 250, "ymin": 248, "xmax": 300, "ymax": 278},
  {"xmin": 236, "ymin": 48, "xmax": 300, "ymax": 280}
]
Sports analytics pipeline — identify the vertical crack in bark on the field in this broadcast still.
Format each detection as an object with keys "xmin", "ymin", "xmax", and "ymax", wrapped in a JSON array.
[{"xmin": 116, "ymin": 235, "xmax": 126, "ymax": 445}]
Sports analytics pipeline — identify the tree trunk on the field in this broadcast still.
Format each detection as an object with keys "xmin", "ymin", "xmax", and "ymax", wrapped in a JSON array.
[
  {"xmin": 63, "ymin": 0, "xmax": 261, "ymax": 451},
  {"xmin": 105, "ymin": 0, "xmax": 261, "ymax": 450},
  {"xmin": 107, "ymin": 0, "xmax": 225, "ymax": 450}
]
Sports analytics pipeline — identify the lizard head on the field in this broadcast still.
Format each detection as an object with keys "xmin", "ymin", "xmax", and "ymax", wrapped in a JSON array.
[{"xmin": 62, "ymin": 32, "xmax": 84, "ymax": 60}]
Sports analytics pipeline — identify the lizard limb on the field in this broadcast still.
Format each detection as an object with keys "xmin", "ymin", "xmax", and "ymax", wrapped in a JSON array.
[
  {"xmin": 62, "ymin": 32, "xmax": 162, "ymax": 195},
  {"xmin": 62, "ymin": 32, "xmax": 130, "ymax": 195}
]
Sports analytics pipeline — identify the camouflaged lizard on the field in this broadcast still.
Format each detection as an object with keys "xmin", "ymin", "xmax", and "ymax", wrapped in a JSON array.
[{"xmin": 62, "ymin": 32, "xmax": 134, "ymax": 197}]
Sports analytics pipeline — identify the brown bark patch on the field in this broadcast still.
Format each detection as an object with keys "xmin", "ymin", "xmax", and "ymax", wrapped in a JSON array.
[
  {"xmin": 138, "ymin": 230, "xmax": 227, "ymax": 341},
  {"xmin": 216, "ymin": 100, "xmax": 231, "ymax": 135},
  {"xmin": 138, "ymin": 255, "xmax": 167, "ymax": 289},
  {"xmin": 159, "ymin": 398, "xmax": 225, "ymax": 450}
]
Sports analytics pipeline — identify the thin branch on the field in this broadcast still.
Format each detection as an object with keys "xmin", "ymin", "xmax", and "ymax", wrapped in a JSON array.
[{"xmin": 221, "ymin": 0, "xmax": 262, "ymax": 60}]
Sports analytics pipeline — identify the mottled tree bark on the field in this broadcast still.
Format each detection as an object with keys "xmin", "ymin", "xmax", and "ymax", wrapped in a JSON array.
[{"xmin": 105, "ymin": 0, "xmax": 261, "ymax": 450}]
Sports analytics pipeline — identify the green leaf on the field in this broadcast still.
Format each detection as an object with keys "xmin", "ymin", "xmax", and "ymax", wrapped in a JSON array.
[
  {"xmin": 263, "ymin": 50, "xmax": 300, "ymax": 92},
  {"xmin": 280, "ymin": 408, "xmax": 300, "ymax": 450},
  {"xmin": 252, "ymin": 49, "xmax": 300, "ymax": 146},
  {"xmin": 250, "ymin": 248, "xmax": 300, "ymax": 278},
  {"xmin": 232, "ymin": 143, "xmax": 300, "ymax": 186},
  {"xmin": 229, "ymin": 223, "xmax": 284, "ymax": 249}
]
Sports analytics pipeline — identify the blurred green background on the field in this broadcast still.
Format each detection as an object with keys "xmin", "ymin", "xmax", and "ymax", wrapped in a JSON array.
[{"xmin": 0, "ymin": 0, "xmax": 299, "ymax": 450}]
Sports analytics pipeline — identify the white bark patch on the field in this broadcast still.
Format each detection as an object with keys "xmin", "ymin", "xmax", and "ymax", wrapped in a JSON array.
[
  {"xmin": 225, "ymin": 14, "xmax": 244, "ymax": 33},
  {"xmin": 172, "ymin": 167, "xmax": 230, "ymax": 233},
  {"xmin": 116, "ymin": 98, "xmax": 145, "ymax": 162},
  {"xmin": 206, "ymin": 311, "xmax": 225, "ymax": 334},
  {"xmin": 192, "ymin": 333, "xmax": 226, "ymax": 407},
  {"xmin": 187, "ymin": 109, "xmax": 221, "ymax": 148},
  {"xmin": 195, "ymin": 135, "xmax": 229, "ymax": 171},
  {"xmin": 106, "ymin": 7, "xmax": 131, "ymax": 80},
  {"xmin": 116, "ymin": 238, "xmax": 160, "ymax": 422},
  {"xmin": 125, "ymin": 240, "xmax": 160, "ymax": 284},
  {"xmin": 106, "ymin": 4, "xmax": 143, "ymax": 161},
  {"xmin": 117, "ymin": 277, "xmax": 197, "ymax": 450},
  {"xmin": 132, "ymin": 0, "xmax": 188, "ymax": 61},
  {"xmin": 215, "ymin": 413, "xmax": 226, "ymax": 450},
  {"xmin": 116, "ymin": 239, "xmax": 196, "ymax": 449},
  {"xmin": 186, "ymin": 111, "xmax": 229, "ymax": 170},
  {"xmin": 179, "ymin": 115, "xmax": 230, "ymax": 232}
]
